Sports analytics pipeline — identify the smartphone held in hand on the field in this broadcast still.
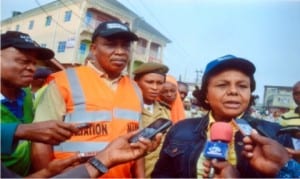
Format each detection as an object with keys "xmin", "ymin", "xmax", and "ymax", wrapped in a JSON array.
[{"xmin": 129, "ymin": 118, "xmax": 172, "ymax": 143}]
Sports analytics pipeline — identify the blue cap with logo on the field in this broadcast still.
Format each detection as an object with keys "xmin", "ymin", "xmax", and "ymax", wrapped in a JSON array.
[
  {"xmin": 203, "ymin": 55, "xmax": 256, "ymax": 77},
  {"xmin": 92, "ymin": 20, "xmax": 138, "ymax": 42}
]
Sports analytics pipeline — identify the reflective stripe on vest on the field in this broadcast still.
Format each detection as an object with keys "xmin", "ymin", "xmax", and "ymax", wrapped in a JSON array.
[
  {"xmin": 54, "ymin": 141, "xmax": 108, "ymax": 153},
  {"xmin": 130, "ymin": 79, "xmax": 144, "ymax": 108},
  {"xmin": 64, "ymin": 110, "xmax": 112, "ymax": 122},
  {"xmin": 64, "ymin": 108, "xmax": 140, "ymax": 123},
  {"xmin": 66, "ymin": 68, "xmax": 85, "ymax": 111}
]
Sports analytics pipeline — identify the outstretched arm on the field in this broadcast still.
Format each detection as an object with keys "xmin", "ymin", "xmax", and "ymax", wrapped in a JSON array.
[
  {"xmin": 242, "ymin": 132, "xmax": 291, "ymax": 176},
  {"xmin": 84, "ymin": 131, "xmax": 162, "ymax": 178}
]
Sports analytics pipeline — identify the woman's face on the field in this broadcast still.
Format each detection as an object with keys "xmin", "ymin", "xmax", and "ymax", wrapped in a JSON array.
[
  {"xmin": 136, "ymin": 73, "xmax": 165, "ymax": 105},
  {"xmin": 206, "ymin": 69, "xmax": 251, "ymax": 121}
]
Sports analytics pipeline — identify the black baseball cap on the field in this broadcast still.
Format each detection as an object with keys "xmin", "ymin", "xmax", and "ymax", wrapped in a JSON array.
[
  {"xmin": 92, "ymin": 20, "xmax": 138, "ymax": 42},
  {"xmin": 1, "ymin": 31, "xmax": 54, "ymax": 60},
  {"xmin": 203, "ymin": 55, "xmax": 256, "ymax": 77},
  {"xmin": 33, "ymin": 67, "xmax": 53, "ymax": 79}
]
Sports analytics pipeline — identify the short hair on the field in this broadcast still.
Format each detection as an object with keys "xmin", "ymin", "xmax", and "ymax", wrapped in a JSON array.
[{"xmin": 177, "ymin": 81, "xmax": 188, "ymax": 89}]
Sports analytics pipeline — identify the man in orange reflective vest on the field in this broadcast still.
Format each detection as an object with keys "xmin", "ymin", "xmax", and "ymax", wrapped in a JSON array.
[{"xmin": 31, "ymin": 20, "xmax": 144, "ymax": 178}]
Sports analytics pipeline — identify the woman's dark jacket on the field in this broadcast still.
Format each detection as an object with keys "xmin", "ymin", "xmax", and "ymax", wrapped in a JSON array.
[{"xmin": 151, "ymin": 114, "xmax": 294, "ymax": 178}]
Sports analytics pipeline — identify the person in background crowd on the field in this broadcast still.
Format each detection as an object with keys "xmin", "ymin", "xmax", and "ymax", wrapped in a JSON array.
[
  {"xmin": 2, "ymin": 130, "xmax": 163, "ymax": 178},
  {"xmin": 189, "ymin": 85, "xmax": 206, "ymax": 118},
  {"xmin": 192, "ymin": 85, "xmax": 201, "ymax": 105},
  {"xmin": 279, "ymin": 81, "xmax": 300, "ymax": 159},
  {"xmin": 263, "ymin": 110, "xmax": 277, "ymax": 123},
  {"xmin": 159, "ymin": 75, "xmax": 185, "ymax": 123},
  {"xmin": 133, "ymin": 62, "xmax": 171, "ymax": 177},
  {"xmin": 177, "ymin": 81, "xmax": 188, "ymax": 101},
  {"xmin": 279, "ymin": 81, "xmax": 300, "ymax": 127},
  {"xmin": 0, "ymin": 31, "xmax": 79, "ymax": 176},
  {"xmin": 30, "ymin": 67, "xmax": 53, "ymax": 110},
  {"xmin": 177, "ymin": 81, "xmax": 197, "ymax": 118},
  {"xmin": 30, "ymin": 67, "xmax": 52, "ymax": 94},
  {"xmin": 31, "ymin": 20, "xmax": 144, "ymax": 178},
  {"xmin": 152, "ymin": 55, "xmax": 293, "ymax": 178}
]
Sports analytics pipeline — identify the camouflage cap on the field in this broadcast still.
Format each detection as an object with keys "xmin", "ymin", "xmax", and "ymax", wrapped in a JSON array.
[{"xmin": 133, "ymin": 62, "xmax": 169, "ymax": 78}]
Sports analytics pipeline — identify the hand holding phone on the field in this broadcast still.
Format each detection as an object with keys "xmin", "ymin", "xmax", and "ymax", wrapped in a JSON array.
[
  {"xmin": 76, "ymin": 122, "xmax": 91, "ymax": 129},
  {"xmin": 129, "ymin": 118, "xmax": 172, "ymax": 143}
]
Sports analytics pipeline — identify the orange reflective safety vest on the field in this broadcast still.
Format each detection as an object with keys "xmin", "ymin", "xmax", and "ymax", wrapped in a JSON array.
[{"xmin": 51, "ymin": 66, "xmax": 143, "ymax": 178}]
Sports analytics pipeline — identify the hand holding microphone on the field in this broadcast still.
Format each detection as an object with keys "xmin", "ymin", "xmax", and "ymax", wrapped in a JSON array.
[{"xmin": 203, "ymin": 122, "xmax": 239, "ymax": 178}]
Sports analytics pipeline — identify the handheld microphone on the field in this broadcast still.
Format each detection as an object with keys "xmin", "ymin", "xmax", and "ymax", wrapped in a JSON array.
[{"xmin": 203, "ymin": 122, "xmax": 233, "ymax": 178}]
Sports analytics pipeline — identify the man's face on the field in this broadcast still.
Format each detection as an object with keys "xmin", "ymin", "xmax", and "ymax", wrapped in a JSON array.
[
  {"xmin": 160, "ymin": 82, "xmax": 177, "ymax": 104},
  {"xmin": 1, "ymin": 47, "xmax": 37, "ymax": 88},
  {"xmin": 136, "ymin": 73, "xmax": 165, "ymax": 105},
  {"xmin": 178, "ymin": 83, "xmax": 188, "ymax": 101},
  {"xmin": 293, "ymin": 82, "xmax": 300, "ymax": 106},
  {"xmin": 91, "ymin": 36, "xmax": 131, "ymax": 78}
]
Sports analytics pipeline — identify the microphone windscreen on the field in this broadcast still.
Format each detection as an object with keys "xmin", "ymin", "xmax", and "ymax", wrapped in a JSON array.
[{"xmin": 210, "ymin": 122, "xmax": 233, "ymax": 142}]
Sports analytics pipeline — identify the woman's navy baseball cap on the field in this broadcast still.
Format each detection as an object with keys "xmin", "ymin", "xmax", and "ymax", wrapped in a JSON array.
[
  {"xmin": 1, "ymin": 31, "xmax": 54, "ymax": 60},
  {"xmin": 203, "ymin": 55, "xmax": 256, "ymax": 77}
]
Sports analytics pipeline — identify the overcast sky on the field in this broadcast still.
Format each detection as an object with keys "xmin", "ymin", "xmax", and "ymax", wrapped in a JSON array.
[{"xmin": 1, "ymin": 0, "xmax": 300, "ymax": 102}]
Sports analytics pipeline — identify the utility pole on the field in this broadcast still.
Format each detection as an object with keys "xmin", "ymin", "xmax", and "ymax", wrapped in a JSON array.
[{"xmin": 195, "ymin": 69, "xmax": 201, "ymax": 83}]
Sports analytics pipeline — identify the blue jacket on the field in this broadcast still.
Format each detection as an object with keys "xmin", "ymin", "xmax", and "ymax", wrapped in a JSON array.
[{"xmin": 152, "ymin": 114, "xmax": 294, "ymax": 178}]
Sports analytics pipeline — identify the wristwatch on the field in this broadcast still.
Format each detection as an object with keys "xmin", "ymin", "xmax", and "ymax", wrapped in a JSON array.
[{"xmin": 88, "ymin": 157, "xmax": 108, "ymax": 174}]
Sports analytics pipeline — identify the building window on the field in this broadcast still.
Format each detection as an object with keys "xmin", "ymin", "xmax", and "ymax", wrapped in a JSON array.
[
  {"xmin": 57, "ymin": 41, "xmax": 66, "ymax": 53},
  {"xmin": 85, "ymin": 11, "xmax": 92, "ymax": 25},
  {"xmin": 45, "ymin": 16, "xmax": 52, "ymax": 26},
  {"xmin": 79, "ymin": 43, "xmax": 87, "ymax": 55},
  {"xmin": 150, "ymin": 43, "xmax": 160, "ymax": 58},
  {"xmin": 15, "ymin": 24, "xmax": 20, "ymax": 31},
  {"xmin": 64, "ymin": 10, "xmax": 72, "ymax": 22},
  {"xmin": 137, "ymin": 38, "xmax": 147, "ymax": 54},
  {"xmin": 28, "ymin": 20, "xmax": 34, "ymax": 30},
  {"xmin": 40, "ymin": 43, "xmax": 47, "ymax": 48}
]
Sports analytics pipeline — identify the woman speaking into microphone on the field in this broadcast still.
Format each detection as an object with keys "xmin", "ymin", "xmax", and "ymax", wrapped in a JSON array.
[{"xmin": 151, "ymin": 55, "xmax": 294, "ymax": 178}]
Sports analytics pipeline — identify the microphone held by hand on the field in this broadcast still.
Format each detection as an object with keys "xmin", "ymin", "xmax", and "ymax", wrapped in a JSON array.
[{"xmin": 203, "ymin": 122, "xmax": 233, "ymax": 178}]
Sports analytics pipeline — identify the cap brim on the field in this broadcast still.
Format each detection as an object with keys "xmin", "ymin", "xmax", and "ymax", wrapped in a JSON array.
[
  {"xmin": 101, "ymin": 30, "xmax": 138, "ymax": 41},
  {"xmin": 15, "ymin": 45, "xmax": 54, "ymax": 60},
  {"xmin": 212, "ymin": 58, "xmax": 255, "ymax": 76}
]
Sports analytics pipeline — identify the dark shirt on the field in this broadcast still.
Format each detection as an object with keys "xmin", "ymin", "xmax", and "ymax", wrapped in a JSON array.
[
  {"xmin": 295, "ymin": 107, "xmax": 300, "ymax": 114},
  {"xmin": 152, "ymin": 114, "xmax": 294, "ymax": 178},
  {"xmin": 1, "ymin": 89, "xmax": 26, "ymax": 119}
]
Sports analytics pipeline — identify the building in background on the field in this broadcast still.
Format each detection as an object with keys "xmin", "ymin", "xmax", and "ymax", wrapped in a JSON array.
[
  {"xmin": 263, "ymin": 85, "xmax": 296, "ymax": 115},
  {"xmin": 1, "ymin": 0, "xmax": 170, "ymax": 73}
]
